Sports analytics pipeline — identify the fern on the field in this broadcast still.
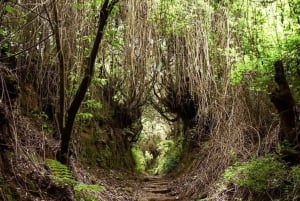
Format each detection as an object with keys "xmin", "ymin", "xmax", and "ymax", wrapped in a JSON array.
[
  {"xmin": 75, "ymin": 183, "xmax": 104, "ymax": 201},
  {"xmin": 46, "ymin": 159, "xmax": 104, "ymax": 200},
  {"xmin": 75, "ymin": 183, "xmax": 104, "ymax": 192},
  {"xmin": 46, "ymin": 159, "xmax": 76, "ymax": 185}
]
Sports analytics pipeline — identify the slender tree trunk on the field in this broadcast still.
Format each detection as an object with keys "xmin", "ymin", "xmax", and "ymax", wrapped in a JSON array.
[
  {"xmin": 52, "ymin": 1, "xmax": 65, "ymax": 134},
  {"xmin": 57, "ymin": 0, "xmax": 119, "ymax": 163}
]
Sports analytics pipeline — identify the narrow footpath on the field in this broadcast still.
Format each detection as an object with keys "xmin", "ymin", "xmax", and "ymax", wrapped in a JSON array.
[{"xmin": 138, "ymin": 176, "xmax": 180, "ymax": 201}]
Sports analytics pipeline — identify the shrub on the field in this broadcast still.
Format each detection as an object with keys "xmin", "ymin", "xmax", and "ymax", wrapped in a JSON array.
[
  {"xmin": 223, "ymin": 156, "xmax": 287, "ymax": 192},
  {"xmin": 162, "ymin": 154, "xmax": 180, "ymax": 173},
  {"xmin": 156, "ymin": 140, "xmax": 181, "ymax": 174},
  {"xmin": 131, "ymin": 146, "xmax": 146, "ymax": 172}
]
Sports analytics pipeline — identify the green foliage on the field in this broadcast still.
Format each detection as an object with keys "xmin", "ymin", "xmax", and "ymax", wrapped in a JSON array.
[
  {"xmin": 77, "ymin": 98, "xmax": 102, "ymax": 121},
  {"xmin": 30, "ymin": 110, "xmax": 53, "ymax": 132},
  {"xmin": 74, "ymin": 183, "xmax": 104, "ymax": 201},
  {"xmin": 83, "ymin": 99, "xmax": 102, "ymax": 110},
  {"xmin": 112, "ymin": 90, "xmax": 126, "ymax": 105},
  {"xmin": 150, "ymin": 0, "xmax": 211, "ymax": 34},
  {"xmin": 223, "ymin": 156, "xmax": 287, "ymax": 192},
  {"xmin": 156, "ymin": 140, "xmax": 181, "ymax": 174},
  {"xmin": 46, "ymin": 159, "xmax": 76, "ymax": 185},
  {"xmin": 46, "ymin": 159, "xmax": 104, "ymax": 200},
  {"xmin": 278, "ymin": 166, "xmax": 300, "ymax": 200},
  {"xmin": 92, "ymin": 76, "xmax": 107, "ymax": 87},
  {"xmin": 31, "ymin": 110, "xmax": 49, "ymax": 120},
  {"xmin": 229, "ymin": 0, "xmax": 300, "ymax": 93},
  {"xmin": 131, "ymin": 145, "xmax": 146, "ymax": 172},
  {"xmin": 75, "ymin": 183, "xmax": 104, "ymax": 192},
  {"xmin": 160, "ymin": 154, "xmax": 179, "ymax": 173},
  {"xmin": 0, "ymin": 28, "xmax": 4, "ymax": 36},
  {"xmin": 77, "ymin": 112, "xmax": 94, "ymax": 120},
  {"xmin": 4, "ymin": 5, "xmax": 15, "ymax": 13},
  {"xmin": 42, "ymin": 123, "xmax": 53, "ymax": 133}
]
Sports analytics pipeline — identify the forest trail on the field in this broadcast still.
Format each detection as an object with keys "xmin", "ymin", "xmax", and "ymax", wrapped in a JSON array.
[{"xmin": 138, "ymin": 176, "xmax": 180, "ymax": 201}]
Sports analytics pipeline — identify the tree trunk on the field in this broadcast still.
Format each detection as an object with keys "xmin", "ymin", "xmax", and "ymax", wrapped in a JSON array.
[
  {"xmin": 270, "ymin": 60, "xmax": 297, "ymax": 144},
  {"xmin": 57, "ymin": 0, "xmax": 119, "ymax": 163},
  {"xmin": 270, "ymin": 60, "xmax": 299, "ymax": 163},
  {"xmin": 52, "ymin": 1, "xmax": 65, "ymax": 134}
]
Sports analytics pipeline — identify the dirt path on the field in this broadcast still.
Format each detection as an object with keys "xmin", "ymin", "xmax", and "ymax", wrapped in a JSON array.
[{"xmin": 137, "ymin": 176, "xmax": 179, "ymax": 201}]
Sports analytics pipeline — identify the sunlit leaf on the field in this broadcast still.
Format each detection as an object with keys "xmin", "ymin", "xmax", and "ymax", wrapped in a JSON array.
[{"xmin": 5, "ymin": 5, "xmax": 15, "ymax": 13}]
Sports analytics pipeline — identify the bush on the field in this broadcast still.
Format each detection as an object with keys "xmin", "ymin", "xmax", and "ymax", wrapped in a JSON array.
[
  {"xmin": 156, "ymin": 140, "xmax": 181, "ymax": 174},
  {"xmin": 131, "ymin": 146, "xmax": 146, "ymax": 172},
  {"xmin": 223, "ymin": 156, "xmax": 287, "ymax": 192},
  {"xmin": 162, "ymin": 154, "xmax": 180, "ymax": 173}
]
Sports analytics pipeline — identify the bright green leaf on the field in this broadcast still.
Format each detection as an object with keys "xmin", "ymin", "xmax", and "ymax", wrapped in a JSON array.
[{"xmin": 5, "ymin": 5, "xmax": 15, "ymax": 13}]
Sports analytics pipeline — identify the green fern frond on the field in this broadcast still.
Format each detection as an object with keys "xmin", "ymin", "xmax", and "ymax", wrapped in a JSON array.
[
  {"xmin": 74, "ymin": 183, "xmax": 104, "ymax": 192},
  {"xmin": 46, "ymin": 159, "xmax": 76, "ymax": 185},
  {"xmin": 46, "ymin": 159, "xmax": 104, "ymax": 200},
  {"xmin": 74, "ymin": 183, "xmax": 104, "ymax": 201}
]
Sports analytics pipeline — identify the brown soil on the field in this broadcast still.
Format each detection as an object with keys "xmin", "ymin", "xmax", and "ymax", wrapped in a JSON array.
[{"xmin": 137, "ymin": 176, "xmax": 181, "ymax": 201}]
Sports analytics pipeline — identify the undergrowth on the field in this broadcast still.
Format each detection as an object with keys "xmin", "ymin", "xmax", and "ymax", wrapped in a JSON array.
[
  {"xmin": 46, "ymin": 159, "xmax": 104, "ymax": 201},
  {"xmin": 156, "ymin": 140, "xmax": 181, "ymax": 174},
  {"xmin": 218, "ymin": 154, "xmax": 300, "ymax": 200},
  {"xmin": 223, "ymin": 156, "xmax": 287, "ymax": 192},
  {"xmin": 131, "ymin": 139, "xmax": 182, "ymax": 174},
  {"xmin": 131, "ymin": 145, "xmax": 146, "ymax": 173}
]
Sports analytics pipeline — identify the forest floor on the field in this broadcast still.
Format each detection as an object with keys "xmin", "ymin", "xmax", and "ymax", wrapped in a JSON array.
[
  {"xmin": 85, "ymin": 167, "xmax": 185, "ymax": 201},
  {"xmin": 0, "ymin": 99, "xmax": 191, "ymax": 201},
  {"xmin": 71, "ymin": 160, "xmax": 185, "ymax": 201},
  {"xmin": 136, "ymin": 175, "xmax": 180, "ymax": 201}
]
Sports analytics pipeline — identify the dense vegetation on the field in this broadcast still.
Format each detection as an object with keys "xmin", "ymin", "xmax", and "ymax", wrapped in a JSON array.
[{"xmin": 0, "ymin": 0, "xmax": 299, "ymax": 200}]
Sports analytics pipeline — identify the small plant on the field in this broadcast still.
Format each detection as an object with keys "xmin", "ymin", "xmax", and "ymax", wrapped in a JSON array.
[
  {"xmin": 31, "ymin": 110, "xmax": 49, "ymax": 120},
  {"xmin": 74, "ymin": 183, "xmax": 104, "ymax": 201},
  {"xmin": 223, "ymin": 156, "xmax": 287, "ymax": 192},
  {"xmin": 46, "ymin": 159, "xmax": 76, "ymax": 185},
  {"xmin": 77, "ymin": 112, "xmax": 94, "ymax": 120},
  {"xmin": 46, "ymin": 159, "xmax": 104, "ymax": 200}
]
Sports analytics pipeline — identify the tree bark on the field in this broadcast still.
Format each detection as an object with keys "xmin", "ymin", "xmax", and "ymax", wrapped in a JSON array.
[
  {"xmin": 57, "ymin": 0, "xmax": 119, "ymax": 163},
  {"xmin": 52, "ymin": 1, "xmax": 65, "ymax": 135},
  {"xmin": 270, "ymin": 60, "xmax": 299, "ymax": 163},
  {"xmin": 270, "ymin": 60, "xmax": 297, "ymax": 145}
]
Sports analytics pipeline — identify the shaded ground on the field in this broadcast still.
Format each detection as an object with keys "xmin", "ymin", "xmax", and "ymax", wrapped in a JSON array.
[{"xmin": 135, "ymin": 175, "xmax": 181, "ymax": 201}]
